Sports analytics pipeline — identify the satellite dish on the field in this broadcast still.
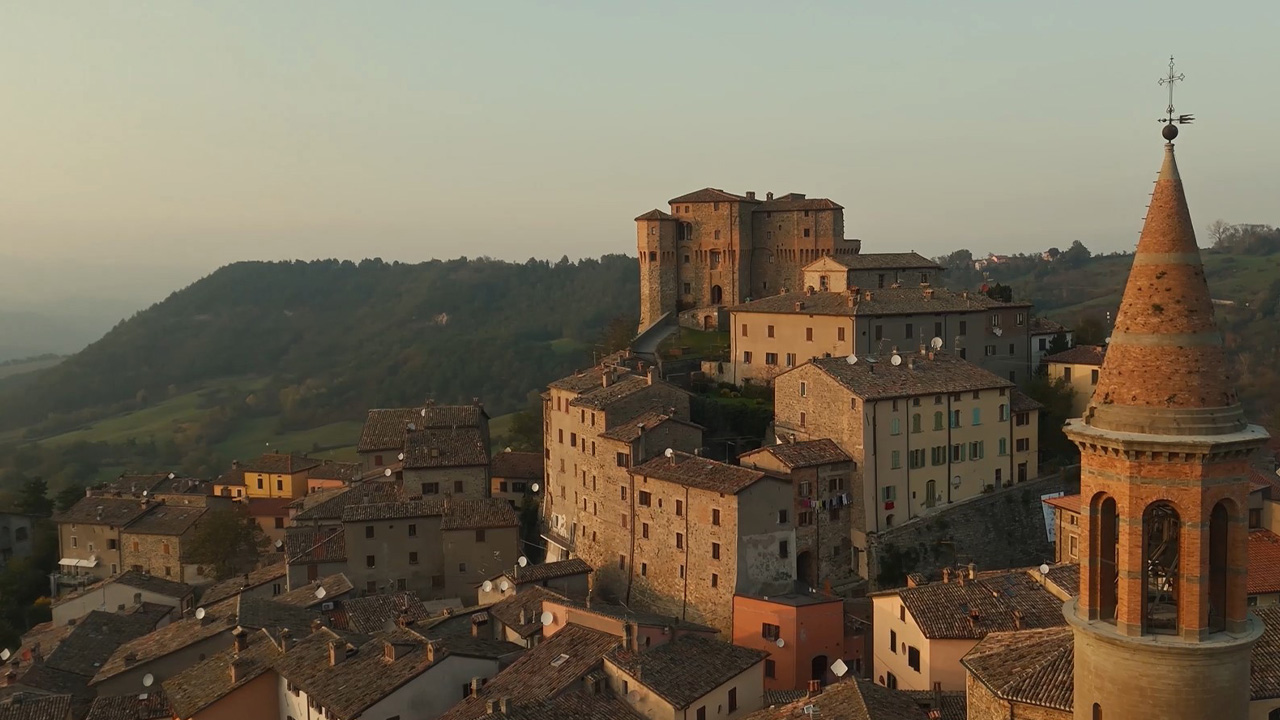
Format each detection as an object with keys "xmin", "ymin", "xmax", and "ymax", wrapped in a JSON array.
[
  {"xmin": 664, "ymin": 448, "xmax": 674, "ymax": 459},
  {"xmin": 627, "ymin": 690, "xmax": 641, "ymax": 702},
  {"xmin": 407, "ymin": 423, "xmax": 417, "ymax": 431},
  {"xmin": 775, "ymin": 637, "xmax": 785, "ymax": 648},
  {"xmin": 830, "ymin": 658, "xmax": 849, "ymax": 678},
  {"xmin": 274, "ymin": 539, "xmax": 283, "ymax": 549},
  {"xmin": 1039, "ymin": 563, "xmax": 1051, "ymax": 575},
  {"xmin": 499, "ymin": 580, "xmax": 509, "ymax": 592},
  {"xmin": 890, "ymin": 354, "xmax": 903, "ymax": 367},
  {"xmin": 142, "ymin": 673, "xmax": 154, "ymax": 687},
  {"xmin": 846, "ymin": 354, "xmax": 858, "ymax": 365},
  {"xmin": 420, "ymin": 408, "xmax": 427, "ymax": 417},
  {"xmin": 142, "ymin": 490, "xmax": 148, "ymax": 497},
  {"xmin": 518, "ymin": 556, "xmax": 528, "ymax": 568},
  {"xmin": 531, "ymin": 483, "xmax": 540, "ymax": 493},
  {"xmin": 950, "ymin": 476, "xmax": 962, "ymax": 489},
  {"xmin": 0, "ymin": 649, "xmax": 9, "ymax": 662},
  {"xmin": 167, "ymin": 473, "xmax": 176, "ymax": 480},
  {"xmin": 397, "ymin": 452, "xmax": 405, "ymax": 461},
  {"xmin": 930, "ymin": 336, "xmax": 944, "ymax": 350},
  {"xmin": 384, "ymin": 468, "xmax": 392, "ymax": 477},
  {"xmin": 1104, "ymin": 336, "xmax": 1112, "ymax": 344},
  {"xmin": 315, "ymin": 586, "xmax": 327, "ymax": 600},
  {"xmin": 195, "ymin": 607, "xmax": 206, "ymax": 620},
  {"xmin": 482, "ymin": 580, "xmax": 493, "ymax": 593},
  {"xmin": 540, "ymin": 612, "xmax": 554, "ymax": 626}
]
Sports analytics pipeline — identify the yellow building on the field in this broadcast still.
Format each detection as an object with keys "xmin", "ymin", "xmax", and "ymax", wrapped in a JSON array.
[
  {"xmin": 1041, "ymin": 344, "xmax": 1106, "ymax": 418},
  {"xmin": 217, "ymin": 453, "xmax": 321, "ymax": 500}
]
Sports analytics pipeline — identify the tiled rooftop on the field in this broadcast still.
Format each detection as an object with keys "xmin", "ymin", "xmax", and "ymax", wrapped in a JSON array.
[
  {"xmin": 52, "ymin": 570, "xmax": 192, "ymax": 608},
  {"xmin": 84, "ymin": 690, "xmax": 172, "ymax": 720},
  {"xmin": 292, "ymin": 483, "xmax": 400, "ymax": 522},
  {"xmin": 630, "ymin": 451, "xmax": 780, "ymax": 495},
  {"xmin": 439, "ymin": 624, "xmax": 620, "ymax": 720},
  {"xmin": 45, "ymin": 611, "xmax": 160, "ymax": 679},
  {"xmin": 821, "ymin": 251, "xmax": 939, "ymax": 271},
  {"xmin": 0, "ymin": 693, "xmax": 73, "ymax": 720},
  {"xmin": 1251, "ymin": 530, "xmax": 1280, "ymax": 595},
  {"xmin": 1042, "ymin": 494, "xmax": 1081, "ymax": 514},
  {"xmin": 568, "ymin": 375, "xmax": 653, "ymax": 411},
  {"xmin": 334, "ymin": 592, "xmax": 434, "ymax": 635},
  {"xmin": 403, "ymin": 427, "xmax": 489, "ymax": 469},
  {"xmin": 441, "ymin": 498, "xmax": 520, "ymax": 531},
  {"xmin": 744, "ymin": 678, "xmax": 930, "ymax": 720},
  {"xmin": 504, "ymin": 558, "xmax": 592, "ymax": 586},
  {"xmin": 1029, "ymin": 316, "xmax": 1068, "ymax": 335},
  {"xmin": 490, "ymin": 451, "xmax": 543, "ymax": 480},
  {"xmin": 306, "ymin": 461, "xmax": 361, "ymax": 481},
  {"xmin": 199, "ymin": 562, "xmax": 287, "ymax": 606},
  {"xmin": 488, "ymin": 587, "xmax": 564, "ymax": 639},
  {"xmin": 162, "ymin": 627, "xmax": 281, "ymax": 719},
  {"xmin": 275, "ymin": 574, "xmax": 353, "ymax": 608},
  {"xmin": 732, "ymin": 287, "xmax": 1027, "ymax": 317},
  {"xmin": 598, "ymin": 411, "xmax": 700, "ymax": 443},
  {"xmin": 471, "ymin": 688, "xmax": 642, "ymax": 720},
  {"xmin": 358, "ymin": 405, "xmax": 486, "ymax": 452},
  {"xmin": 121, "ymin": 504, "xmax": 205, "ymax": 537},
  {"xmin": 606, "ymin": 635, "xmax": 766, "ymax": 709},
  {"xmin": 668, "ymin": 188, "xmax": 756, "ymax": 204},
  {"xmin": 896, "ymin": 569, "xmax": 1067, "ymax": 640},
  {"xmin": 53, "ymin": 497, "xmax": 152, "ymax": 527},
  {"xmin": 239, "ymin": 452, "xmax": 320, "ymax": 475},
  {"xmin": 805, "ymin": 352, "xmax": 1013, "ymax": 401},
  {"xmin": 284, "ymin": 527, "xmax": 346, "ymax": 565},
  {"xmin": 740, "ymin": 439, "xmax": 851, "ymax": 469},
  {"xmin": 90, "ymin": 597, "xmax": 240, "ymax": 685},
  {"xmin": 961, "ymin": 626, "xmax": 1074, "ymax": 712},
  {"xmin": 1043, "ymin": 344, "xmax": 1107, "ymax": 366}
]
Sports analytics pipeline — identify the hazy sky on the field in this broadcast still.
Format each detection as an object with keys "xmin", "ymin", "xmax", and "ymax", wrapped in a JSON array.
[{"xmin": 4, "ymin": 1, "xmax": 1278, "ymax": 288}]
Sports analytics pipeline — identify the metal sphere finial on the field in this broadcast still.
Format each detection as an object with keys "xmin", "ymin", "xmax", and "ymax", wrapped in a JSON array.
[{"xmin": 1162, "ymin": 123, "xmax": 1179, "ymax": 141}]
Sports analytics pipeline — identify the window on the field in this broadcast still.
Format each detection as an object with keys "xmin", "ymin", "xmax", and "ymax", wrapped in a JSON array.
[
  {"xmin": 423, "ymin": 482, "xmax": 439, "ymax": 494},
  {"xmin": 454, "ymin": 480, "xmax": 464, "ymax": 493},
  {"xmin": 905, "ymin": 323, "xmax": 914, "ymax": 338},
  {"xmin": 366, "ymin": 555, "xmax": 376, "ymax": 568},
  {"xmin": 1016, "ymin": 312, "xmax": 1025, "ymax": 326},
  {"xmin": 874, "ymin": 325, "xmax": 883, "ymax": 341},
  {"xmin": 765, "ymin": 659, "xmax": 776, "ymax": 678},
  {"xmin": 1063, "ymin": 366, "xmax": 1072, "ymax": 381},
  {"xmin": 743, "ymin": 351, "xmax": 753, "ymax": 364},
  {"xmin": 676, "ymin": 532, "xmax": 684, "ymax": 549},
  {"xmin": 951, "ymin": 444, "xmax": 965, "ymax": 462},
  {"xmin": 889, "ymin": 629, "xmax": 897, "ymax": 652},
  {"xmin": 767, "ymin": 324, "xmax": 775, "ymax": 338},
  {"xmin": 950, "ymin": 410, "xmax": 961, "ymax": 428},
  {"xmin": 697, "ymin": 708, "xmax": 707, "ymax": 720},
  {"xmin": 985, "ymin": 344, "xmax": 996, "ymax": 356},
  {"xmin": 786, "ymin": 353, "xmax": 796, "ymax": 367},
  {"xmin": 909, "ymin": 449, "xmax": 926, "ymax": 469},
  {"xmin": 799, "ymin": 381, "xmax": 807, "ymax": 397},
  {"xmin": 762, "ymin": 623, "xmax": 781, "ymax": 640},
  {"xmin": 778, "ymin": 509, "xmax": 788, "ymax": 524},
  {"xmin": 908, "ymin": 646, "xmax": 921, "ymax": 671},
  {"xmin": 890, "ymin": 418, "xmax": 901, "ymax": 436},
  {"xmin": 621, "ymin": 514, "xmax": 628, "ymax": 529},
  {"xmin": 933, "ymin": 411, "xmax": 944, "ymax": 431},
  {"xmin": 676, "ymin": 499, "xmax": 683, "ymax": 516},
  {"xmin": 838, "ymin": 326, "xmax": 846, "ymax": 342},
  {"xmin": 829, "ymin": 476, "xmax": 845, "ymax": 492},
  {"xmin": 1092, "ymin": 368, "xmax": 1100, "ymax": 384},
  {"xmin": 804, "ymin": 228, "xmax": 811, "ymax": 237},
  {"xmin": 638, "ymin": 491, "xmax": 652, "ymax": 507},
  {"xmin": 934, "ymin": 321, "xmax": 943, "ymax": 337},
  {"xmin": 458, "ymin": 562, "xmax": 467, "ymax": 572},
  {"xmin": 912, "ymin": 414, "xmax": 921, "ymax": 433},
  {"xmin": 1069, "ymin": 534, "xmax": 1079, "ymax": 558},
  {"xmin": 476, "ymin": 529, "xmax": 486, "ymax": 542},
  {"xmin": 409, "ymin": 523, "xmax": 417, "ymax": 537},
  {"xmin": 728, "ymin": 687, "xmax": 738, "ymax": 712},
  {"xmin": 931, "ymin": 446, "xmax": 946, "ymax": 466},
  {"xmin": 779, "ymin": 541, "xmax": 789, "ymax": 559},
  {"xmin": 683, "ymin": 282, "xmax": 691, "ymax": 294},
  {"xmin": 712, "ymin": 542, "xmax": 721, "ymax": 560},
  {"xmin": 999, "ymin": 404, "xmax": 1009, "ymax": 421},
  {"xmin": 161, "ymin": 542, "xmax": 170, "ymax": 555},
  {"xmin": 374, "ymin": 455, "xmax": 384, "ymax": 466},
  {"xmin": 276, "ymin": 479, "xmax": 284, "ymax": 492},
  {"xmin": 900, "ymin": 605, "xmax": 906, "ymax": 621},
  {"xmin": 999, "ymin": 438, "xmax": 1008, "ymax": 455},
  {"xmin": 881, "ymin": 486, "xmax": 896, "ymax": 502},
  {"xmin": 806, "ymin": 328, "xmax": 814, "ymax": 342},
  {"xmin": 1016, "ymin": 438, "xmax": 1031, "ymax": 452},
  {"xmin": 765, "ymin": 352, "xmax": 778, "ymax": 366},
  {"xmin": 620, "ymin": 487, "xmax": 628, "ymax": 501},
  {"xmin": 891, "ymin": 450, "xmax": 901, "ymax": 469},
  {"xmin": 274, "ymin": 517, "xmax": 285, "ymax": 529},
  {"xmin": 742, "ymin": 323, "xmax": 748, "ymax": 337},
  {"xmin": 972, "ymin": 408, "xmax": 981, "ymax": 425},
  {"xmin": 711, "ymin": 573, "xmax": 719, "ymax": 588},
  {"xmin": 365, "ymin": 526, "xmax": 375, "ymax": 539},
  {"xmin": 969, "ymin": 441, "xmax": 984, "ymax": 460},
  {"xmin": 1015, "ymin": 412, "xmax": 1030, "ymax": 427},
  {"xmin": 257, "ymin": 478, "xmax": 264, "ymax": 490},
  {"xmin": 959, "ymin": 321, "xmax": 967, "ymax": 335},
  {"xmin": 712, "ymin": 509, "xmax": 721, "ymax": 526},
  {"xmin": 642, "ymin": 523, "xmax": 649, "ymax": 539},
  {"xmin": 619, "ymin": 555, "xmax": 626, "ymax": 570},
  {"xmin": 409, "ymin": 551, "xmax": 419, "ymax": 565},
  {"xmin": 616, "ymin": 453, "xmax": 630, "ymax": 467},
  {"xmin": 132, "ymin": 540, "xmax": 139, "ymax": 552},
  {"xmin": 886, "ymin": 672, "xmax": 897, "ymax": 689},
  {"xmin": 799, "ymin": 511, "xmax": 814, "ymax": 526},
  {"xmin": 714, "ymin": 230, "xmax": 721, "ymax": 239},
  {"xmin": 641, "ymin": 562, "xmax": 648, "ymax": 576},
  {"xmin": 991, "ymin": 313, "xmax": 1001, "ymax": 328}
]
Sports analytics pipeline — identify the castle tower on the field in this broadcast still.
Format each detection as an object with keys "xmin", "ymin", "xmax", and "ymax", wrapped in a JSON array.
[
  {"xmin": 635, "ymin": 209, "xmax": 680, "ymax": 331},
  {"xmin": 1065, "ymin": 124, "xmax": 1269, "ymax": 719}
]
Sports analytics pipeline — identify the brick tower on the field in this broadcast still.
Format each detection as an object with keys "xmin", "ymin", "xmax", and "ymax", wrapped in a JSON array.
[{"xmin": 1065, "ymin": 129, "xmax": 1269, "ymax": 719}]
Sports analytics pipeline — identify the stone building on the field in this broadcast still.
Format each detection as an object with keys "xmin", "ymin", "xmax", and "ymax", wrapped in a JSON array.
[
  {"xmin": 1042, "ymin": 344, "xmax": 1106, "ymax": 418},
  {"xmin": 356, "ymin": 402, "xmax": 490, "ymax": 473},
  {"xmin": 340, "ymin": 497, "xmax": 518, "ymax": 603},
  {"xmin": 773, "ymin": 353, "xmax": 1041, "ymax": 537},
  {"xmin": 541, "ymin": 357, "xmax": 697, "ymax": 563},
  {"xmin": 738, "ymin": 439, "xmax": 861, "ymax": 588},
  {"xmin": 402, "ymin": 426, "xmax": 491, "ymax": 500},
  {"xmin": 489, "ymin": 450, "xmax": 542, "ymax": 506},
  {"xmin": 119, "ymin": 503, "xmax": 208, "ymax": 583},
  {"xmin": 801, "ymin": 253, "xmax": 941, "ymax": 293},
  {"xmin": 622, "ymin": 451, "xmax": 796, "ymax": 635},
  {"xmin": 725, "ymin": 286, "xmax": 1033, "ymax": 386}
]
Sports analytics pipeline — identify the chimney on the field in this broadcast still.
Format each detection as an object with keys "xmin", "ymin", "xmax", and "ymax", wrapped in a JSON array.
[
  {"xmin": 968, "ymin": 562, "xmax": 976, "ymax": 580},
  {"xmin": 485, "ymin": 699, "xmax": 499, "ymax": 713},
  {"xmin": 794, "ymin": 301, "xmax": 804, "ymax": 311},
  {"xmin": 846, "ymin": 293, "xmax": 855, "ymax": 307},
  {"xmin": 518, "ymin": 609, "xmax": 527, "ymax": 626},
  {"xmin": 957, "ymin": 570, "xmax": 966, "ymax": 587},
  {"xmin": 471, "ymin": 677, "xmax": 485, "ymax": 696},
  {"xmin": 807, "ymin": 679, "xmax": 823, "ymax": 697},
  {"xmin": 1012, "ymin": 609, "xmax": 1024, "ymax": 630},
  {"xmin": 766, "ymin": 191, "xmax": 774, "ymax": 201},
  {"xmin": 942, "ymin": 568, "xmax": 951, "ymax": 584},
  {"xmin": 232, "ymin": 628, "xmax": 248, "ymax": 653},
  {"xmin": 310, "ymin": 619, "xmax": 324, "ymax": 635},
  {"xmin": 499, "ymin": 699, "xmax": 511, "ymax": 714},
  {"xmin": 4, "ymin": 670, "xmax": 15, "ymax": 686},
  {"xmin": 229, "ymin": 658, "xmax": 249, "ymax": 684},
  {"xmin": 601, "ymin": 370, "xmax": 613, "ymax": 388},
  {"xmin": 384, "ymin": 640, "xmax": 404, "ymax": 662},
  {"xmin": 805, "ymin": 286, "xmax": 815, "ymax": 296},
  {"xmin": 280, "ymin": 628, "xmax": 294, "ymax": 652},
  {"xmin": 745, "ymin": 191, "xmax": 756, "ymax": 200},
  {"xmin": 471, "ymin": 619, "xmax": 481, "ymax": 638},
  {"xmin": 646, "ymin": 368, "xmax": 657, "ymax": 386},
  {"xmin": 328, "ymin": 640, "xmax": 343, "ymax": 666}
]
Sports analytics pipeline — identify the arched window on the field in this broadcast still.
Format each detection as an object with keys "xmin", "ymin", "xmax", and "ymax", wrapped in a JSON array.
[
  {"xmin": 1091, "ymin": 494, "xmax": 1118, "ymax": 622},
  {"xmin": 1209, "ymin": 501, "xmax": 1231, "ymax": 632},
  {"xmin": 1143, "ymin": 501, "xmax": 1181, "ymax": 634},
  {"xmin": 710, "ymin": 285, "xmax": 723, "ymax": 304},
  {"xmin": 1093, "ymin": 703, "xmax": 1102, "ymax": 720}
]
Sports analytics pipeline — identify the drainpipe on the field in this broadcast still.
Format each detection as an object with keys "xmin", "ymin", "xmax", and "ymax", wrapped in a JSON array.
[
  {"xmin": 946, "ymin": 394, "xmax": 954, "ymax": 505},
  {"xmin": 870, "ymin": 403, "xmax": 879, "ymax": 533}
]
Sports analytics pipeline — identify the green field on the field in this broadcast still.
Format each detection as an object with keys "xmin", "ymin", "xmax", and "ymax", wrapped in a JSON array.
[
  {"xmin": 659, "ymin": 327, "xmax": 729, "ymax": 359},
  {"xmin": 215, "ymin": 417, "xmax": 363, "ymax": 462}
]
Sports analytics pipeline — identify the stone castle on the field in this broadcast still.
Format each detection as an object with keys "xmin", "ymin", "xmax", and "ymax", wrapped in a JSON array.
[{"xmin": 635, "ymin": 188, "xmax": 861, "ymax": 330}]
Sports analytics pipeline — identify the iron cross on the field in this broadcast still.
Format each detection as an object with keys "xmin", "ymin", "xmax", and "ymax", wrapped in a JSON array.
[{"xmin": 1159, "ymin": 56, "xmax": 1193, "ymax": 126}]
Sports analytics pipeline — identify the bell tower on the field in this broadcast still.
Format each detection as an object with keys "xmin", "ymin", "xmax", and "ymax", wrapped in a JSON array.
[{"xmin": 1065, "ymin": 59, "xmax": 1268, "ymax": 720}]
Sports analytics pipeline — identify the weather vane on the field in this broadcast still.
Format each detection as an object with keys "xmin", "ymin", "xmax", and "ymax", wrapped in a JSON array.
[{"xmin": 1158, "ymin": 56, "xmax": 1193, "ymax": 140}]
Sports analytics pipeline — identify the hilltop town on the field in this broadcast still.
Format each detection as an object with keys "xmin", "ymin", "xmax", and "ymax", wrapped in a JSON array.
[{"xmin": 0, "ymin": 131, "xmax": 1277, "ymax": 720}]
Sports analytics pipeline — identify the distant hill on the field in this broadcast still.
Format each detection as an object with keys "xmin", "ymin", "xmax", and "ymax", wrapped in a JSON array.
[{"xmin": 0, "ymin": 256, "xmax": 640, "ymax": 441}]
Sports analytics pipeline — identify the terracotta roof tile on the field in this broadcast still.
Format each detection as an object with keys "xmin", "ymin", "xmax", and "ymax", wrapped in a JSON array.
[
  {"xmin": 239, "ymin": 453, "xmax": 320, "ymax": 475},
  {"xmin": 896, "ymin": 570, "xmax": 1067, "ymax": 640},
  {"xmin": 53, "ymin": 497, "xmax": 151, "ymax": 527},
  {"xmin": 744, "ymin": 678, "xmax": 929, "ymax": 720},
  {"xmin": 0, "ymin": 693, "xmax": 73, "ymax": 720},
  {"xmin": 438, "ymin": 624, "xmax": 620, "ymax": 720},
  {"xmin": 1043, "ymin": 564, "xmax": 1079, "ymax": 596},
  {"xmin": 284, "ymin": 527, "xmax": 346, "ymax": 565},
  {"xmin": 1042, "ymin": 345, "xmax": 1107, "ymax": 366},
  {"xmin": 801, "ymin": 353, "xmax": 1013, "ymax": 402},
  {"xmin": 487, "ymin": 587, "xmax": 564, "ymax": 639},
  {"xmin": 634, "ymin": 209, "xmax": 677, "ymax": 222},
  {"xmin": 121, "ymin": 505, "xmax": 205, "ymax": 537},
  {"xmin": 275, "ymin": 574, "xmax": 353, "ymax": 608},
  {"xmin": 306, "ymin": 461, "xmax": 361, "ymax": 482},
  {"xmin": 732, "ymin": 287, "xmax": 1028, "ymax": 318},
  {"xmin": 606, "ymin": 636, "xmax": 765, "ymax": 709},
  {"xmin": 335, "ymin": 592, "xmax": 434, "ymax": 635},
  {"xmin": 490, "ymin": 451, "xmax": 543, "ymax": 480},
  {"xmin": 162, "ymin": 627, "xmax": 281, "ymax": 719},
  {"xmin": 754, "ymin": 193, "xmax": 842, "ymax": 211},
  {"xmin": 1010, "ymin": 389, "xmax": 1044, "ymax": 413},
  {"xmin": 293, "ymin": 483, "xmax": 400, "ymax": 522},
  {"xmin": 1250, "ymin": 530, "xmax": 1280, "ymax": 595},
  {"xmin": 403, "ymin": 427, "xmax": 488, "ymax": 469},
  {"xmin": 961, "ymin": 627, "xmax": 1074, "ymax": 712},
  {"xmin": 359, "ymin": 405, "xmax": 487, "ymax": 453},
  {"xmin": 667, "ymin": 188, "xmax": 756, "ymax": 204},
  {"xmin": 52, "ymin": 571, "xmax": 192, "ymax": 608},
  {"xmin": 740, "ymin": 439, "xmax": 851, "ymax": 469},
  {"xmin": 630, "ymin": 451, "xmax": 781, "ymax": 495},
  {"xmin": 1252, "ymin": 605, "xmax": 1280, "ymax": 699},
  {"xmin": 1042, "ymin": 494, "xmax": 1081, "ymax": 513},
  {"xmin": 440, "ymin": 499, "xmax": 520, "ymax": 531},
  {"xmin": 503, "ymin": 559, "xmax": 592, "ymax": 586},
  {"xmin": 84, "ymin": 690, "xmax": 172, "ymax": 720},
  {"xmin": 90, "ymin": 598, "xmax": 240, "ymax": 685},
  {"xmin": 1029, "ymin": 317, "xmax": 1068, "ymax": 335},
  {"xmin": 199, "ymin": 563, "xmax": 287, "ymax": 606},
  {"xmin": 568, "ymin": 375, "xmax": 657, "ymax": 411},
  {"xmin": 472, "ymin": 688, "xmax": 643, "ymax": 720},
  {"xmin": 44, "ymin": 611, "xmax": 160, "ymax": 679},
  {"xmin": 599, "ymin": 412, "xmax": 701, "ymax": 443},
  {"xmin": 819, "ymin": 252, "xmax": 939, "ymax": 271}
]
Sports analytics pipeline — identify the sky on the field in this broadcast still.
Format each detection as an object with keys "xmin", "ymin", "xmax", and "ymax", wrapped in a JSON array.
[{"xmin": 2, "ymin": 1, "xmax": 1278, "ymax": 308}]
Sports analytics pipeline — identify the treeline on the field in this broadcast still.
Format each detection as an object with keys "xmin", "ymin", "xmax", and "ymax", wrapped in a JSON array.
[{"xmin": 0, "ymin": 255, "xmax": 640, "ymax": 435}]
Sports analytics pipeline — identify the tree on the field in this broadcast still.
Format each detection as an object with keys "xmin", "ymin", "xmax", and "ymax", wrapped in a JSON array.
[
  {"xmin": 16, "ymin": 478, "xmax": 52, "ymax": 518},
  {"xmin": 598, "ymin": 314, "xmax": 638, "ymax": 354},
  {"xmin": 186, "ymin": 509, "xmax": 266, "ymax": 580},
  {"xmin": 983, "ymin": 283, "xmax": 1013, "ymax": 302},
  {"xmin": 1022, "ymin": 374, "xmax": 1079, "ymax": 462},
  {"xmin": 1044, "ymin": 247, "xmax": 1061, "ymax": 260},
  {"xmin": 1074, "ymin": 313, "xmax": 1108, "ymax": 346},
  {"xmin": 1059, "ymin": 241, "xmax": 1092, "ymax": 268},
  {"xmin": 1046, "ymin": 331, "xmax": 1071, "ymax": 356},
  {"xmin": 54, "ymin": 486, "xmax": 85, "ymax": 513},
  {"xmin": 1208, "ymin": 219, "xmax": 1232, "ymax": 248}
]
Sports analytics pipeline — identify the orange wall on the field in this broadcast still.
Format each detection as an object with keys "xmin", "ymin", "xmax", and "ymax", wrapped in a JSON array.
[
  {"xmin": 732, "ymin": 595, "xmax": 845, "ymax": 692},
  {"xmin": 186, "ymin": 670, "xmax": 277, "ymax": 720}
]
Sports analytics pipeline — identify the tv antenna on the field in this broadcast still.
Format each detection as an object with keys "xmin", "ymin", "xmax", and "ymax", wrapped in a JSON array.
[{"xmin": 1158, "ymin": 56, "xmax": 1193, "ymax": 140}]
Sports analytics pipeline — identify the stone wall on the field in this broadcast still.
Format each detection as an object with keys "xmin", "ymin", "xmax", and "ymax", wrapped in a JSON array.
[
  {"xmin": 966, "ymin": 673, "xmax": 1070, "ymax": 720},
  {"xmin": 868, "ymin": 468, "xmax": 1079, "ymax": 589},
  {"xmin": 121, "ymin": 531, "xmax": 194, "ymax": 583}
]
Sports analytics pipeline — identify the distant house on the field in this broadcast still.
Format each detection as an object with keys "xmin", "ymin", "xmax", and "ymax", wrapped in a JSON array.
[
  {"xmin": 1028, "ymin": 316, "xmax": 1072, "ymax": 368},
  {"xmin": 51, "ymin": 570, "xmax": 194, "ymax": 627},
  {"xmin": 475, "ymin": 558, "xmax": 591, "ymax": 605},
  {"xmin": 489, "ymin": 450, "xmax": 542, "ymax": 506},
  {"xmin": 1042, "ymin": 345, "xmax": 1107, "ymax": 418}
]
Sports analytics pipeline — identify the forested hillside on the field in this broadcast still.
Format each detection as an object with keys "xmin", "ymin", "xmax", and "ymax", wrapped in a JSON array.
[{"xmin": 0, "ymin": 255, "xmax": 639, "ymax": 445}]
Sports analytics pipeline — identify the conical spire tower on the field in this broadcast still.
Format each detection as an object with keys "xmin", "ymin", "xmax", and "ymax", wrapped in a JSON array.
[{"xmin": 1083, "ymin": 142, "xmax": 1244, "ymax": 436}]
